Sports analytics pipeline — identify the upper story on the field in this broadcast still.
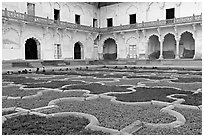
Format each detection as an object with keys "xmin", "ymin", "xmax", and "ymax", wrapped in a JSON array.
[
  {"xmin": 100, "ymin": 2, "xmax": 202, "ymax": 27},
  {"xmin": 2, "ymin": 2, "xmax": 202, "ymax": 33}
]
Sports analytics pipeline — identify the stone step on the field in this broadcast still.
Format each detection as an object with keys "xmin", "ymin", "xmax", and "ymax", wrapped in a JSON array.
[{"xmin": 29, "ymin": 62, "xmax": 43, "ymax": 68}]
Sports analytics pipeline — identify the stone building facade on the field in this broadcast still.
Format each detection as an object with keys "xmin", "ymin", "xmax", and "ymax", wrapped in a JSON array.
[{"xmin": 2, "ymin": 2, "xmax": 202, "ymax": 61}]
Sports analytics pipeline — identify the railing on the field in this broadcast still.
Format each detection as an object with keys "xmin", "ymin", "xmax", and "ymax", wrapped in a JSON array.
[
  {"xmin": 2, "ymin": 9, "xmax": 202, "ymax": 34},
  {"xmin": 2, "ymin": 9, "xmax": 99, "ymax": 32},
  {"xmin": 100, "ymin": 14, "xmax": 202, "ymax": 33}
]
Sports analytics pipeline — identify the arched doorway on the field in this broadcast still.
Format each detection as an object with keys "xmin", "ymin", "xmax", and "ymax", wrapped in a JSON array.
[
  {"xmin": 74, "ymin": 42, "xmax": 83, "ymax": 59},
  {"xmin": 179, "ymin": 32, "xmax": 195, "ymax": 59},
  {"xmin": 103, "ymin": 38, "xmax": 117, "ymax": 60},
  {"xmin": 25, "ymin": 38, "xmax": 40, "ymax": 60},
  {"xmin": 148, "ymin": 35, "xmax": 160, "ymax": 59},
  {"xmin": 163, "ymin": 33, "xmax": 176, "ymax": 59}
]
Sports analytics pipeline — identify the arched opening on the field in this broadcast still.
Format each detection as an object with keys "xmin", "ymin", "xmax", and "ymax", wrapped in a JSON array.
[
  {"xmin": 25, "ymin": 38, "xmax": 40, "ymax": 60},
  {"xmin": 179, "ymin": 32, "xmax": 195, "ymax": 59},
  {"xmin": 163, "ymin": 33, "xmax": 176, "ymax": 59},
  {"xmin": 148, "ymin": 35, "xmax": 160, "ymax": 59},
  {"xmin": 74, "ymin": 42, "xmax": 83, "ymax": 59},
  {"xmin": 103, "ymin": 38, "xmax": 117, "ymax": 60}
]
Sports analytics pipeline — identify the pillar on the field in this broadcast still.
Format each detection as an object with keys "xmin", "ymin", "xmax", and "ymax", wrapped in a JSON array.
[
  {"xmin": 159, "ymin": 36, "xmax": 163, "ymax": 59},
  {"xmin": 175, "ymin": 35, "xmax": 180, "ymax": 59}
]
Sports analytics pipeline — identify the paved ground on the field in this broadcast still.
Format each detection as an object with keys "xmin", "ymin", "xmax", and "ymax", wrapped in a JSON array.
[{"xmin": 2, "ymin": 64, "xmax": 202, "ymax": 74}]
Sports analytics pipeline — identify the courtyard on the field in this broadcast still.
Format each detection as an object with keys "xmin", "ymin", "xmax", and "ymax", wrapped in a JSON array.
[{"xmin": 2, "ymin": 65, "xmax": 202, "ymax": 135}]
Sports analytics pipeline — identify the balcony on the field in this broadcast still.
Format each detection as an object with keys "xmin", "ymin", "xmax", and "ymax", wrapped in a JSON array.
[
  {"xmin": 2, "ymin": 9, "xmax": 202, "ymax": 34},
  {"xmin": 2, "ymin": 9, "xmax": 99, "ymax": 33},
  {"xmin": 100, "ymin": 14, "xmax": 202, "ymax": 33}
]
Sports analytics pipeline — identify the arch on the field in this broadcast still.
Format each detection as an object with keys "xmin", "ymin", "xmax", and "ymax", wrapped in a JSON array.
[
  {"xmin": 25, "ymin": 37, "xmax": 41, "ymax": 60},
  {"xmin": 147, "ymin": 2, "xmax": 161, "ymax": 21},
  {"xmin": 61, "ymin": 4, "xmax": 71, "ymax": 21},
  {"xmin": 74, "ymin": 41, "xmax": 84, "ymax": 59},
  {"xmin": 163, "ymin": 33, "xmax": 176, "ymax": 59},
  {"xmin": 148, "ymin": 35, "xmax": 160, "ymax": 59},
  {"xmin": 147, "ymin": 33, "xmax": 160, "ymax": 41},
  {"xmin": 179, "ymin": 29, "xmax": 195, "ymax": 40},
  {"xmin": 126, "ymin": 5, "xmax": 137, "ymax": 14},
  {"xmin": 126, "ymin": 36, "xmax": 137, "ymax": 44},
  {"xmin": 43, "ymin": 2, "xmax": 52, "ymax": 17},
  {"xmin": 54, "ymin": 33, "xmax": 61, "ymax": 44},
  {"xmin": 74, "ymin": 5, "xmax": 84, "ymax": 15},
  {"xmin": 53, "ymin": 2, "xmax": 60, "ymax": 10},
  {"xmin": 3, "ymin": 27, "xmax": 20, "ymax": 49},
  {"xmin": 179, "ymin": 31, "xmax": 195, "ymax": 59},
  {"xmin": 44, "ymin": 32, "xmax": 53, "ymax": 50},
  {"xmin": 63, "ymin": 34, "xmax": 71, "ymax": 51},
  {"xmin": 103, "ymin": 38, "xmax": 117, "ymax": 60}
]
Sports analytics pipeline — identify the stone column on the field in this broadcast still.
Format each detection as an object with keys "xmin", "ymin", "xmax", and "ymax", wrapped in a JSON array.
[
  {"xmin": 159, "ymin": 36, "xmax": 163, "ymax": 59},
  {"xmin": 175, "ymin": 35, "xmax": 180, "ymax": 59}
]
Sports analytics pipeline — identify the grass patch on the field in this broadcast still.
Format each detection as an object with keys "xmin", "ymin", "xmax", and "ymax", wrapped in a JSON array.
[
  {"xmin": 2, "ymin": 86, "xmax": 40, "ymax": 97},
  {"xmin": 109, "ymin": 87, "xmax": 201, "ymax": 106},
  {"xmin": 171, "ymin": 77, "xmax": 202, "ymax": 83},
  {"xmin": 134, "ymin": 108, "xmax": 202, "ymax": 135},
  {"xmin": 61, "ymin": 83, "xmax": 131, "ymax": 94},
  {"xmin": 2, "ymin": 114, "xmax": 108, "ymax": 135},
  {"xmin": 57, "ymin": 98, "xmax": 176, "ymax": 130},
  {"xmin": 2, "ymin": 110, "xmax": 17, "ymax": 116},
  {"xmin": 2, "ymin": 91, "xmax": 85, "ymax": 109}
]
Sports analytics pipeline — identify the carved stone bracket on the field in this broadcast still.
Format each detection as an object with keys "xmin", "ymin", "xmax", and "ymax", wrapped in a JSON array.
[
  {"xmin": 113, "ymin": 32, "xmax": 118, "ymax": 40},
  {"xmin": 43, "ymin": 26, "xmax": 49, "ymax": 37},
  {"xmin": 120, "ymin": 32, "xmax": 125, "ymax": 40},
  {"xmin": 157, "ymin": 27, "xmax": 161, "ymax": 35},
  {"xmin": 142, "ymin": 29, "xmax": 146, "ymax": 37}
]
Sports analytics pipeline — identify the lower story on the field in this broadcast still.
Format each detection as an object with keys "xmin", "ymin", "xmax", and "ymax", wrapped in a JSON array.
[{"xmin": 2, "ymin": 21, "xmax": 202, "ymax": 61}]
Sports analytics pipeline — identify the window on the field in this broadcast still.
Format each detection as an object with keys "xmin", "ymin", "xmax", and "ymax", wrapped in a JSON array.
[
  {"xmin": 129, "ymin": 14, "xmax": 136, "ymax": 24},
  {"xmin": 166, "ymin": 8, "xmax": 175, "ymax": 19},
  {"xmin": 54, "ymin": 44, "xmax": 62, "ymax": 59},
  {"xmin": 75, "ymin": 14, "xmax": 80, "ymax": 24},
  {"xmin": 107, "ymin": 18, "xmax": 113, "ymax": 27},
  {"xmin": 129, "ymin": 45, "xmax": 137, "ymax": 59},
  {"xmin": 27, "ymin": 3, "xmax": 35, "ymax": 16},
  {"xmin": 54, "ymin": 9, "xmax": 60, "ymax": 21},
  {"xmin": 93, "ymin": 18, "xmax": 97, "ymax": 28}
]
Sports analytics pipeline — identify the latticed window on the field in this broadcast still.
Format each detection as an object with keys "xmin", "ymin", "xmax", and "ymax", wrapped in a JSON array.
[
  {"xmin": 129, "ymin": 45, "xmax": 137, "ymax": 58},
  {"xmin": 54, "ymin": 44, "xmax": 62, "ymax": 59},
  {"xmin": 27, "ymin": 3, "xmax": 35, "ymax": 16}
]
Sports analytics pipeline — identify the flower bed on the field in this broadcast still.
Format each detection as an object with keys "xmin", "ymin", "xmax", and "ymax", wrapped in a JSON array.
[
  {"xmin": 172, "ymin": 93, "xmax": 202, "ymax": 106},
  {"xmin": 170, "ymin": 77, "xmax": 202, "ymax": 83},
  {"xmin": 126, "ymin": 75, "xmax": 172, "ymax": 80},
  {"xmin": 2, "ymin": 86, "xmax": 41, "ymax": 97},
  {"xmin": 141, "ymin": 80, "xmax": 201, "ymax": 91},
  {"xmin": 2, "ymin": 115, "xmax": 108, "ymax": 135},
  {"xmin": 109, "ymin": 87, "xmax": 201, "ymax": 106},
  {"xmin": 3, "ymin": 75, "xmax": 47, "ymax": 84},
  {"xmin": 61, "ymin": 83, "xmax": 132, "ymax": 94},
  {"xmin": 134, "ymin": 108, "xmax": 202, "ymax": 135},
  {"xmin": 2, "ymin": 110, "xmax": 17, "ymax": 116},
  {"xmin": 56, "ymin": 98, "xmax": 176, "ymax": 130},
  {"xmin": 2, "ymin": 91, "xmax": 85, "ymax": 109},
  {"xmin": 25, "ymin": 80, "xmax": 85, "ymax": 89}
]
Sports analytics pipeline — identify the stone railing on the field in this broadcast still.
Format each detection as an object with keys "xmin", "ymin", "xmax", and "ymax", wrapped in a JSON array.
[
  {"xmin": 2, "ymin": 9, "xmax": 202, "ymax": 34},
  {"xmin": 99, "ymin": 14, "xmax": 202, "ymax": 33},
  {"xmin": 2, "ymin": 9, "xmax": 99, "ymax": 32}
]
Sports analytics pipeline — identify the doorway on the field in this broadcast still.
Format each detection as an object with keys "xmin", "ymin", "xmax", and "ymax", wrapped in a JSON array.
[
  {"xmin": 74, "ymin": 42, "xmax": 82, "ymax": 59},
  {"xmin": 25, "ymin": 38, "xmax": 40, "ymax": 60}
]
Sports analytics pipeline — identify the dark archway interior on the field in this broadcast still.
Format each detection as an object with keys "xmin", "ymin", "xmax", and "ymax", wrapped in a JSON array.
[
  {"xmin": 74, "ymin": 42, "xmax": 81, "ymax": 59},
  {"xmin": 25, "ymin": 38, "xmax": 38, "ymax": 60},
  {"xmin": 103, "ymin": 38, "xmax": 117, "ymax": 60}
]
